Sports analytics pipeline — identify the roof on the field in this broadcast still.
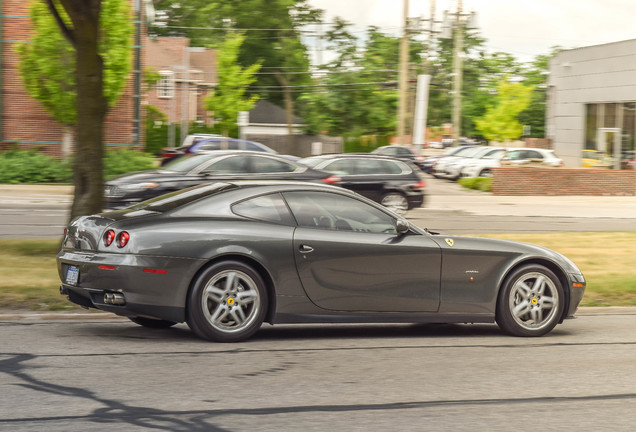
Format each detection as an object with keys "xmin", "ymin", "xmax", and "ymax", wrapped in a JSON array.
[{"xmin": 248, "ymin": 100, "xmax": 304, "ymax": 125}]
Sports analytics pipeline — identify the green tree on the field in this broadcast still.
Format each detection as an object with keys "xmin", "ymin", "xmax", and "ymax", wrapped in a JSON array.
[
  {"xmin": 205, "ymin": 32, "xmax": 261, "ymax": 136},
  {"xmin": 518, "ymin": 47, "xmax": 562, "ymax": 138},
  {"xmin": 475, "ymin": 78, "xmax": 533, "ymax": 142},
  {"xmin": 16, "ymin": 0, "xmax": 133, "ymax": 218}
]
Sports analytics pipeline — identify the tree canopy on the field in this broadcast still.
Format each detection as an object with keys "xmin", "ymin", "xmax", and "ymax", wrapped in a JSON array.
[
  {"xmin": 205, "ymin": 32, "xmax": 262, "ymax": 136},
  {"xmin": 475, "ymin": 78, "xmax": 533, "ymax": 142}
]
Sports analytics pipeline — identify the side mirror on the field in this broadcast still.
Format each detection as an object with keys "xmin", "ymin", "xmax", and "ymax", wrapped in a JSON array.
[{"xmin": 396, "ymin": 218, "xmax": 409, "ymax": 235}]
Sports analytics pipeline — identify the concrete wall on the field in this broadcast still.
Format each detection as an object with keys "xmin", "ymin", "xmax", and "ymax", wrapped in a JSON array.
[
  {"xmin": 492, "ymin": 167, "xmax": 636, "ymax": 196},
  {"xmin": 547, "ymin": 40, "xmax": 636, "ymax": 167}
]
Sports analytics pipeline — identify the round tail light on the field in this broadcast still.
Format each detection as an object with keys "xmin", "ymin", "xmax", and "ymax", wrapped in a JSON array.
[
  {"xmin": 104, "ymin": 229, "xmax": 116, "ymax": 246},
  {"xmin": 117, "ymin": 231, "xmax": 130, "ymax": 248}
]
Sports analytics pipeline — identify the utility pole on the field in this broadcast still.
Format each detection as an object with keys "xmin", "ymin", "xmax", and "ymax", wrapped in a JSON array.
[
  {"xmin": 452, "ymin": 0, "xmax": 464, "ymax": 141},
  {"xmin": 397, "ymin": 0, "xmax": 409, "ymax": 145}
]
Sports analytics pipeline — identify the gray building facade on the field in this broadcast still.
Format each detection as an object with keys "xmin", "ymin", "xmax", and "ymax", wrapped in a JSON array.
[{"xmin": 547, "ymin": 39, "xmax": 636, "ymax": 168}]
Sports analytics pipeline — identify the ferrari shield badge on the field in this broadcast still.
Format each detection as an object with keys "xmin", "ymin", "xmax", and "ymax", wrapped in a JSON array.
[{"xmin": 445, "ymin": 238, "xmax": 454, "ymax": 247}]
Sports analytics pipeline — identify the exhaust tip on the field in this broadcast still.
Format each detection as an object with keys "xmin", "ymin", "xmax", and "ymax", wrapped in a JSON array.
[{"xmin": 104, "ymin": 292, "xmax": 125, "ymax": 305}]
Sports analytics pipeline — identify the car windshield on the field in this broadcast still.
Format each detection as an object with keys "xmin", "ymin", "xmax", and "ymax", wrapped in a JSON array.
[
  {"xmin": 161, "ymin": 153, "xmax": 218, "ymax": 173},
  {"xmin": 128, "ymin": 182, "xmax": 238, "ymax": 212}
]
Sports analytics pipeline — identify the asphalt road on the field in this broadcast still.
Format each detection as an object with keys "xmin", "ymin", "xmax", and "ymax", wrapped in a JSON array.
[{"xmin": 2, "ymin": 310, "xmax": 636, "ymax": 431}]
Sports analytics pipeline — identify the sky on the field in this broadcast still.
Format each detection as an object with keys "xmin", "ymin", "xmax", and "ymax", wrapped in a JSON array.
[{"xmin": 307, "ymin": 0, "xmax": 636, "ymax": 63}]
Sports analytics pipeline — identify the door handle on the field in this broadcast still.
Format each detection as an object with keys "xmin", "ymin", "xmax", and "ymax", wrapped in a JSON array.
[{"xmin": 299, "ymin": 244, "xmax": 314, "ymax": 253}]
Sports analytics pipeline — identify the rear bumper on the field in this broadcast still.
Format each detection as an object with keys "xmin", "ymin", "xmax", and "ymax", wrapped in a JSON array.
[{"xmin": 57, "ymin": 250, "xmax": 207, "ymax": 322}]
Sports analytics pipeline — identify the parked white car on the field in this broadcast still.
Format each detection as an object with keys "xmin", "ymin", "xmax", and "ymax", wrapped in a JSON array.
[
  {"xmin": 435, "ymin": 146, "xmax": 503, "ymax": 180},
  {"xmin": 461, "ymin": 148, "xmax": 564, "ymax": 178}
]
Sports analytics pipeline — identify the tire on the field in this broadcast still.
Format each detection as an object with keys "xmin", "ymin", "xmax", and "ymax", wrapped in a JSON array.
[
  {"xmin": 380, "ymin": 192, "xmax": 409, "ymax": 215},
  {"xmin": 496, "ymin": 264, "xmax": 564, "ymax": 337},
  {"xmin": 128, "ymin": 316, "xmax": 177, "ymax": 329},
  {"xmin": 186, "ymin": 261, "xmax": 267, "ymax": 342},
  {"xmin": 479, "ymin": 168, "xmax": 492, "ymax": 177}
]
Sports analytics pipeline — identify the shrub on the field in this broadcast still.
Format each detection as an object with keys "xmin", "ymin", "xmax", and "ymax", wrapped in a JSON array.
[
  {"xmin": 103, "ymin": 148, "xmax": 156, "ymax": 179},
  {"xmin": 458, "ymin": 177, "xmax": 492, "ymax": 192},
  {"xmin": 0, "ymin": 149, "xmax": 72, "ymax": 183},
  {"xmin": 0, "ymin": 148, "xmax": 156, "ymax": 183}
]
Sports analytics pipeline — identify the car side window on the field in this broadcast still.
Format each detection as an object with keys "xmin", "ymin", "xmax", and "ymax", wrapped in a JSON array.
[
  {"xmin": 283, "ymin": 191, "xmax": 397, "ymax": 234},
  {"xmin": 201, "ymin": 156, "xmax": 248, "ymax": 174},
  {"xmin": 506, "ymin": 150, "xmax": 524, "ymax": 160},
  {"xmin": 526, "ymin": 150, "xmax": 543, "ymax": 160},
  {"xmin": 232, "ymin": 193, "xmax": 294, "ymax": 226},
  {"xmin": 321, "ymin": 159, "xmax": 353, "ymax": 175},
  {"xmin": 356, "ymin": 159, "xmax": 385, "ymax": 174},
  {"xmin": 250, "ymin": 156, "xmax": 297, "ymax": 173}
]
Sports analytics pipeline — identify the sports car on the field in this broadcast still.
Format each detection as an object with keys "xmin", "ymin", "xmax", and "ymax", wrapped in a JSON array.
[{"xmin": 57, "ymin": 181, "xmax": 586, "ymax": 342}]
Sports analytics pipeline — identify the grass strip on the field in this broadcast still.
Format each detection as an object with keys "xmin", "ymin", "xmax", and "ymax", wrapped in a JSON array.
[{"xmin": 0, "ymin": 233, "xmax": 634, "ymax": 311}]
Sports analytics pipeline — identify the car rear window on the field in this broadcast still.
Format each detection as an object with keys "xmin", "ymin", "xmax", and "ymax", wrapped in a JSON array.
[{"xmin": 129, "ymin": 183, "xmax": 237, "ymax": 212}]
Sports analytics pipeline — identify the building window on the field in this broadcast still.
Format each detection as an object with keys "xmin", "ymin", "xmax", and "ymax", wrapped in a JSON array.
[{"xmin": 157, "ymin": 71, "xmax": 174, "ymax": 98}]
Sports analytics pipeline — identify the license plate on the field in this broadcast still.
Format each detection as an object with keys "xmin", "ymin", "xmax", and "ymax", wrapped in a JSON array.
[{"xmin": 65, "ymin": 266, "xmax": 79, "ymax": 286}]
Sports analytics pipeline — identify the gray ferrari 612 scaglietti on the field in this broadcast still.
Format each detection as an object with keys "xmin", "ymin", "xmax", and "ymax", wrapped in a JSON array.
[{"xmin": 57, "ymin": 181, "xmax": 586, "ymax": 342}]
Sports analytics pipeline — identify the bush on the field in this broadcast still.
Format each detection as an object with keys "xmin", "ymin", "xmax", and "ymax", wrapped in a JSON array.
[
  {"xmin": 458, "ymin": 177, "xmax": 492, "ymax": 192},
  {"xmin": 103, "ymin": 148, "xmax": 156, "ymax": 179},
  {"xmin": 0, "ymin": 148, "xmax": 156, "ymax": 183},
  {"xmin": 0, "ymin": 149, "xmax": 72, "ymax": 184}
]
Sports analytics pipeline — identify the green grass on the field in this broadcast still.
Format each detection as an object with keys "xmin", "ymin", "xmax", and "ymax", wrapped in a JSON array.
[{"xmin": 1, "ymin": 233, "xmax": 635, "ymax": 311}]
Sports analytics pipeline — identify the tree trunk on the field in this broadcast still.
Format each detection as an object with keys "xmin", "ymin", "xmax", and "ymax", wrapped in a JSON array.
[{"xmin": 60, "ymin": 1, "xmax": 107, "ymax": 219}]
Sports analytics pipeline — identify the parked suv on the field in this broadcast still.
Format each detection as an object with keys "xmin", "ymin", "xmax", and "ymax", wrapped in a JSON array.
[{"xmin": 298, "ymin": 154, "xmax": 425, "ymax": 214}]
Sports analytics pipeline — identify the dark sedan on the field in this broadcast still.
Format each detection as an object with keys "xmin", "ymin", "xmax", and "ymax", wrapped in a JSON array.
[
  {"xmin": 58, "ymin": 181, "xmax": 586, "ymax": 343},
  {"xmin": 298, "ymin": 153, "xmax": 425, "ymax": 215},
  {"xmin": 104, "ymin": 151, "xmax": 328, "ymax": 209}
]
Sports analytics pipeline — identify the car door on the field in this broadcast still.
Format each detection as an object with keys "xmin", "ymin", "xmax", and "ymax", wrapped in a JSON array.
[{"xmin": 283, "ymin": 191, "xmax": 441, "ymax": 312}]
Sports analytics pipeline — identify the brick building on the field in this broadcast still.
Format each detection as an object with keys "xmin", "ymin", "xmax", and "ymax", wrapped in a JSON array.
[
  {"xmin": 144, "ymin": 36, "xmax": 217, "ymax": 146},
  {"xmin": 0, "ymin": 0, "xmax": 141, "ymax": 158}
]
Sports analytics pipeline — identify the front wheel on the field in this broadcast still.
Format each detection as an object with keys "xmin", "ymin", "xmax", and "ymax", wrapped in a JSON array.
[
  {"xmin": 496, "ymin": 264, "xmax": 564, "ymax": 337},
  {"xmin": 187, "ymin": 261, "xmax": 267, "ymax": 342},
  {"xmin": 381, "ymin": 192, "xmax": 409, "ymax": 215}
]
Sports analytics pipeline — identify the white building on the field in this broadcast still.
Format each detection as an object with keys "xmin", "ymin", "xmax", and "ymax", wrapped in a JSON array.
[{"xmin": 547, "ymin": 39, "xmax": 636, "ymax": 168}]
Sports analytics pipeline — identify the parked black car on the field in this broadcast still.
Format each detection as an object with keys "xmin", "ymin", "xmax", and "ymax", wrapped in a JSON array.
[
  {"xmin": 105, "ymin": 151, "xmax": 328, "ymax": 209},
  {"xmin": 298, "ymin": 153, "xmax": 425, "ymax": 214},
  {"xmin": 371, "ymin": 145, "xmax": 425, "ymax": 170}
]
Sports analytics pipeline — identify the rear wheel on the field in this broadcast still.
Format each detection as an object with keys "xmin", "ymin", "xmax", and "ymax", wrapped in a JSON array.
[
  {"xmin": 496, "ymin": 264, "xmax": 564, "ymax": 337},
  {"xmin": 128, "ymin": 316, "xmax": 177, "ymax": 329},
  {"xmin": 479, "ymin": 168, "xmax": 492, "ymax": 177},
  {"xmin": 187, "ymin": 261, "xmax": 267, "ymax": 342},
  {"xmin": 380, "ymin": 192, "xmax": 409, "ymax": 215}
]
